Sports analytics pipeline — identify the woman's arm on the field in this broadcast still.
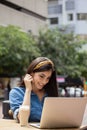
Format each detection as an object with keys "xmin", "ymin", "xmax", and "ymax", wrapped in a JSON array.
[
  {"xmin": 18, "ymin": 74, "xmax": 33, "ymax": 121},
  {"xmin": 9, "ymin": 87, "xmax": 24, "ymax": 120}
]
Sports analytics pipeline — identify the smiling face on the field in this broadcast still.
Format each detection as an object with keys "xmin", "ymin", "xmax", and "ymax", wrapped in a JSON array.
[{"xmin": 32, "ymin": 70, "xmax": 52, "ymax": 91}]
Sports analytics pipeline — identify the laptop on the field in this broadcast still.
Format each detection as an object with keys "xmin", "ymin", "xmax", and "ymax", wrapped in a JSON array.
[{"xmin": 30, "ymin": 97, "xmax": 87, "ymax": 129}]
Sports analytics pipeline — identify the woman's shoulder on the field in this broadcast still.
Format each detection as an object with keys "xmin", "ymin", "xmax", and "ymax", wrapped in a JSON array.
[
  {"xmin": 10, "ymin": 86, "xmax": 25, "ymax": 96},
  {"xmin": 9, "ymin": 87, "xmax": 25, "ymax": 104}
]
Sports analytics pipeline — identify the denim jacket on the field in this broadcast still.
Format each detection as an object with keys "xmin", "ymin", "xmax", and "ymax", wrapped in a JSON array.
[{"xmin": 9, "ymin": 86, "xmax": 47, "ymax": 122}]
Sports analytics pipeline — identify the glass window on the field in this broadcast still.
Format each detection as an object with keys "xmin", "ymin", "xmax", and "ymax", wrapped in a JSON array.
[
  {"xmin": 77, "ymin": 13, "xmax": 87, "ymax": 20},
  {"xmin": 48, "ymin": 5, "xmax": 62, "ymax": 15},
  {"xmin": 49, "ymin": 17, "xmax": 58, "ymax": 24},
  {"xmin": 66, "ymin": 0, "xmax": 75, "ymax": 10},
  {"xmin": 68, "ymin": 14, "xmax": 73, "ymax": 21}
]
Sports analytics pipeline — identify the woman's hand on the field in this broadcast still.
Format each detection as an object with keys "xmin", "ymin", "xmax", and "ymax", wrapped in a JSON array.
[{"xmin": 24, "ymin": 74, "xmax": 33, "ymax": 91}]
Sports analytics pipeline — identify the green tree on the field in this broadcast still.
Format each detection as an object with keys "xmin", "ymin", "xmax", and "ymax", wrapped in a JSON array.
[
  {"xmin": 37, "ymin": 28, "xmax": 87, "ymax": 78},
  {"xmin": 0, "ymin": 25, "xmax": 41, "ymax": 76}
]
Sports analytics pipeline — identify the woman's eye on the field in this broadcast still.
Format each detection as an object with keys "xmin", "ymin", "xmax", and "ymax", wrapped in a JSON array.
[{"xmin": 40, "ymin": 75, "xmax": 44, "ymax": 78}]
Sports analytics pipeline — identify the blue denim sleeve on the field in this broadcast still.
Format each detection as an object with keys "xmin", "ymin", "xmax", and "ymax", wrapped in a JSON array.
[{"xmin": 9, "ymin": 87, "xmax": 25, "ymax": 119}]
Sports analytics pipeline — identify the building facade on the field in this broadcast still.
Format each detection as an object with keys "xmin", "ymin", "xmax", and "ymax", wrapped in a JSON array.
[
  {"xmin": 0, "ymin": 0, "xmax": 48, "ymax": 35},
  {"xmin": 48, "ymin": 0, "xmax": 87, "ymax": 39}
]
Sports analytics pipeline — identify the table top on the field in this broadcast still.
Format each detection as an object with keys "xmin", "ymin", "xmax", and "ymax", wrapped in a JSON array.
[{"xmin": 0, "ymin": 119, "xmax": 83, "ymax": 130}]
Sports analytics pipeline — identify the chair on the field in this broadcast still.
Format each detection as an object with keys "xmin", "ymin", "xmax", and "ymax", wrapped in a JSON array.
[{"xmin": 2, "ymin": 100, "xmax": 13, "ymax": 119}]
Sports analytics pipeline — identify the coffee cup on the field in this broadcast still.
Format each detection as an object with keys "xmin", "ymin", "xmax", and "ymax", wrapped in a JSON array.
[{"xmin": 19, "ymin": 105, "xmax": 30, "ymax": 127}]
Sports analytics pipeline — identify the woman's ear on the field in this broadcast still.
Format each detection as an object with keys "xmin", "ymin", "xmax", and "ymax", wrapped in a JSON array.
[{"xmin": 30, "ymin": 73, "xmax": 34, "ymax": 84}]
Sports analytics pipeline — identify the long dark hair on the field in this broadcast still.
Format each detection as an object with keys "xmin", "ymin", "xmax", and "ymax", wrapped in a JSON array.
[{"xmin": 20, "ymin": 57, "xmax": 58, "ymax": 97}]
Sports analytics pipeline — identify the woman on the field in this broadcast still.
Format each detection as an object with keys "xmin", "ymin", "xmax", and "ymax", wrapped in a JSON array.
[{"xmin": 9, "ymin": 57, "xmax": 58, "ymax": 122}]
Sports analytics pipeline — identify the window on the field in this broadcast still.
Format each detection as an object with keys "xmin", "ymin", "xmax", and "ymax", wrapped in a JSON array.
[
  {"xmin": 49, "ymin": 17, "xmax": 58, "ymax": 24},
  {"xmin": 57, "ymin": 5, "xmax": 62, "ymax": 14},
  {"xmin": 66, "ymin": 0, "xmax": 75, "ymax": 10},
  {"xmin": 77, "ymin": 13, "xmax": 87, "ymax": 20},
  {"xmin": 68, "ymin": 14, "xmax": 73, "ymax": 21},
  {"xmin": 48, "ymin": 5, "xmax": 62, "ymax": 15}
]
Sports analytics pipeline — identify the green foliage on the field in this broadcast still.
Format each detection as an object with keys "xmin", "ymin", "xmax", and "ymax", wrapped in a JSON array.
[
  {"xmin": 37, "ymin": 28, "xmax": 87, "ymax": 78},
  {"xmin": 0, "ymin": 25, "xmax": 87, "ymax": 78},
  {"xmin": 0, "ymin": 25, "xmax": 40, "ymax": 76}
]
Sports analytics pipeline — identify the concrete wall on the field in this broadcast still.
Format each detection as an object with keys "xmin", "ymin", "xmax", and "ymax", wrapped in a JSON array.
[
  {"xmin": 8, "ymin": 0, "xmax": 48, "ymax": 17},
  {"xmin": 0, "ymin": 0, "xmax": 48, "ymax": 35}
]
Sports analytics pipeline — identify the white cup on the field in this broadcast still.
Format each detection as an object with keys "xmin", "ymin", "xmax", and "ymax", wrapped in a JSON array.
[{"xmin": 19, "ymin": 105, "xmax": 30, "ymax": 127}]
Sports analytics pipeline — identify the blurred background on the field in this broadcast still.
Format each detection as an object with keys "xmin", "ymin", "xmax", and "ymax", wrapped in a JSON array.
[{"xmin": 0, "ymin": 0, "xmax": 87, "ymax": 118}]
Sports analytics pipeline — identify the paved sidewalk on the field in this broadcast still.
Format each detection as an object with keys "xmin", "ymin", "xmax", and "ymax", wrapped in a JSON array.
[{"xmin": 0, "ymin": 101, "xmax": 3, "ymax": 118}]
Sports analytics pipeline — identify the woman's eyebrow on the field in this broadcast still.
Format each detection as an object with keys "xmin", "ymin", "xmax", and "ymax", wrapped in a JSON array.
[
  {"xmin": 40, "ymin": 73, "xmax": 51, "ymax": 79},
  {"xmin": 40, "ymin": 73, "xmax": 45, "ymax": 76}
]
